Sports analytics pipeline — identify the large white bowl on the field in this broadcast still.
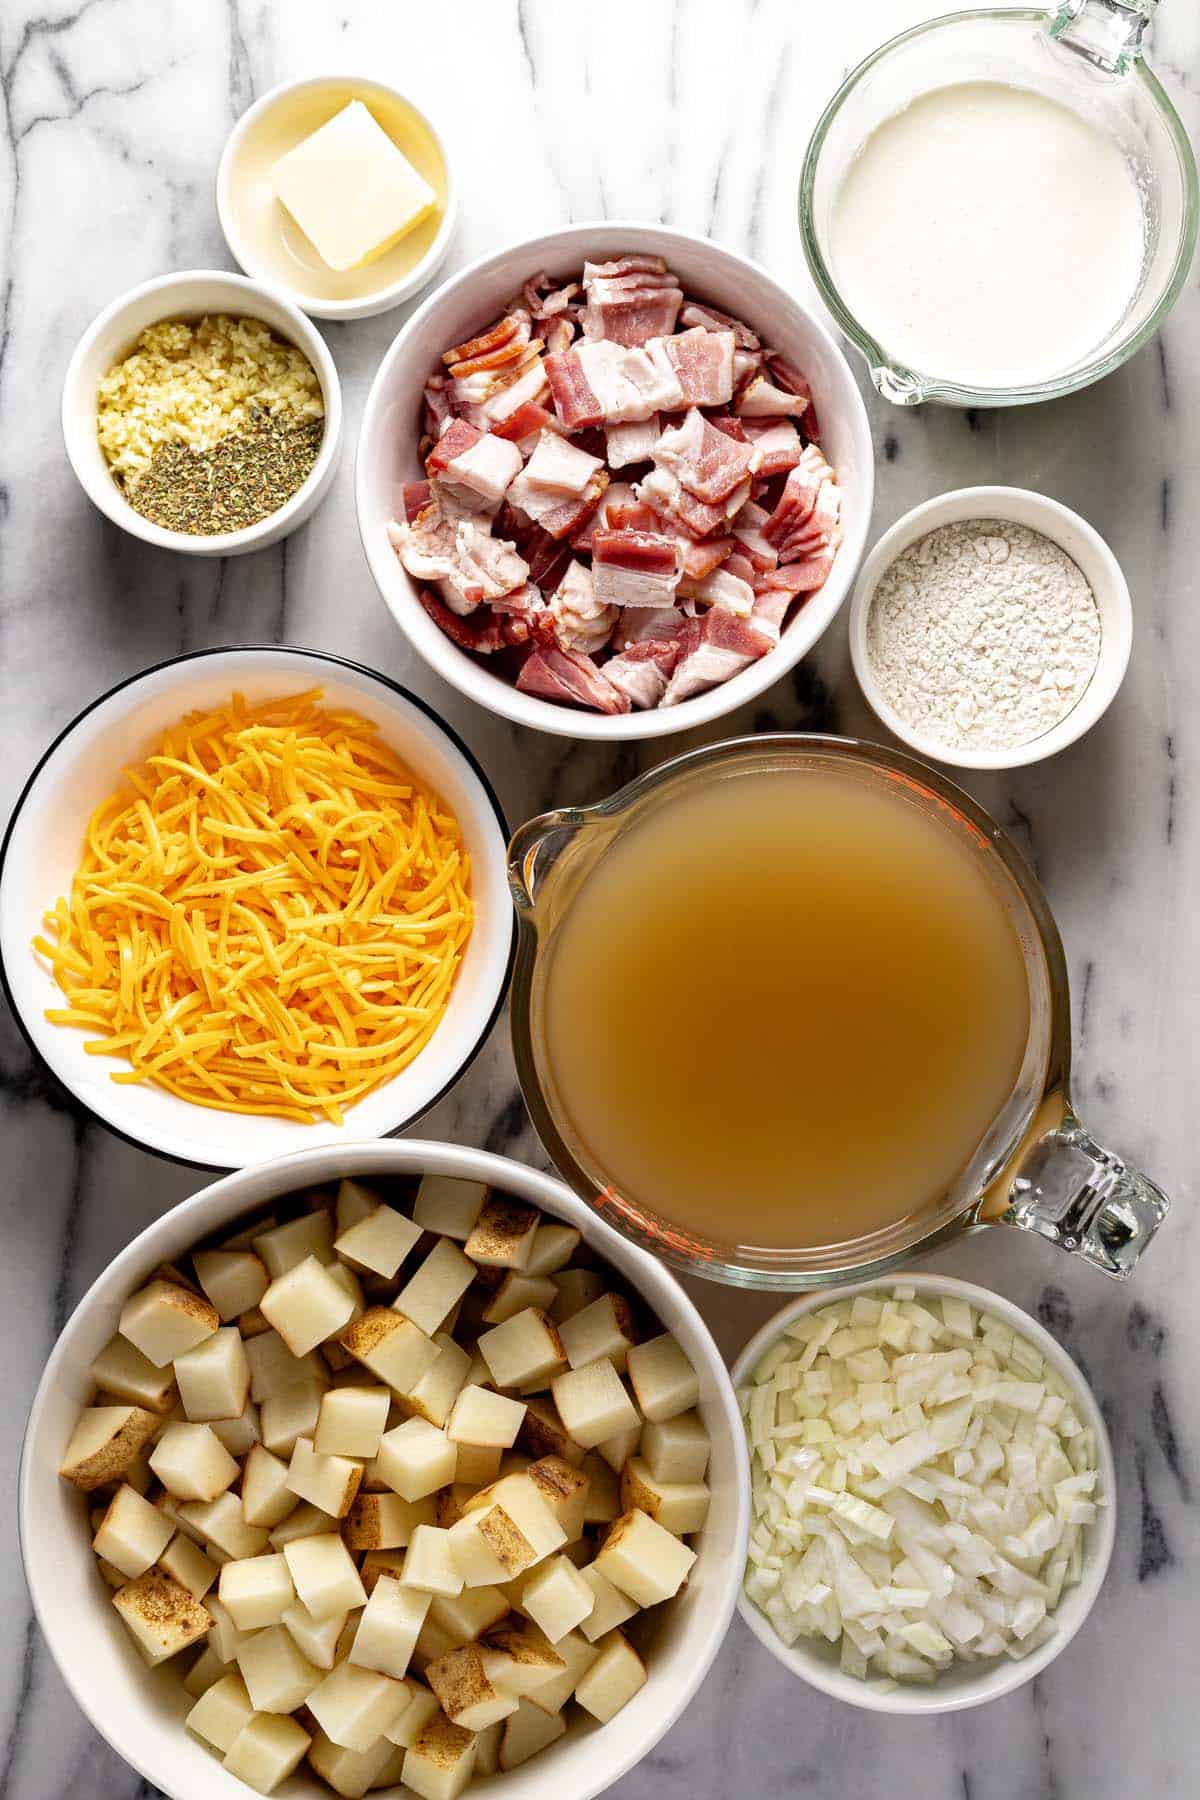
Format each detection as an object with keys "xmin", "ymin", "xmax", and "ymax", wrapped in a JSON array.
[
  {"xmin": 730, "ymin": 1273, "xmax": 1116, "ymax": 1714},
  {"xmin": 20, "ymin": 1139, "xmax": 750, "ymax": 1800},
  {"xmin": 0, "ymin": 648, "xmax": 513, "ymax": 1169},
  {"xmin": 356, "ymin": 222, "xmax": 875, "ymax": 740}
]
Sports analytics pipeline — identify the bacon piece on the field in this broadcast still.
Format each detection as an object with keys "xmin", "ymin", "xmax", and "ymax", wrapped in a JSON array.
[
  {"xmin": 734, "ymin": 373, "xmax": 810, "ymax": 418},
  {"xmin": 741, "ymin": 418, "xmax": 802, "ymax": 479},
  {"xmin": 548, "ymin": 559, "xmax": 618, "ymax": 655},
  {"xmin": 490, "ymin": 401, "xmax": 560, "ymax": 443},
  {"xmin": 652, "ymin": 408, "xmax": 759, "ymax": 505},
  {"xmin": 749, "ymin": 586, "xmax": 793, "ymax": 644},
  {"xmin": 678, "ymin": 299, "xmax": 760, "ymax": 349},
  {"xmin": 612, "ymin": 603, "xmax": 689, "ymax": 652},
  {"xmin": 419, "ymin": 590, "xmax": 506, "ymax": 654},
  {"xmin": 522, "ymin": 430, "xmax": 603, "ymax": 496},
  {"xmin": 523, "ymin": 273, "xmax": 580, "ymax": 318},
  {"xmin": 429, "ymin": 424, "xmax": 522, "ymax": 513},
  {"xmin": 636, "ymin": 467, "xmax": 751, "ymax": 540},
  {"xmin": 605, "ymin": 500, "xmax": 660, "ymax": 533},
  {"xmin": 580, "ymin": 257, "xmax": 683, "ymax": 347},
  {"xmin": 544, "ymin": 348, "xmax": 603, "ymax": 430},
  {"xmin": 400, "ymin": 480, "xmax": 432, "ymax": 522},
  {"xmin": 592, "ymin": 528, "xmax": 681, "ymax": 608},
  {"xmin": 605, "ymin": 416, "xmax": 659, "ymax": 469},
  {"xmin": 706, "ymin": 413, "xmax": 749, "ymax": 444},
  {"xmin": 516, "ymin": 644, "xmax": 630, "ymax": 714},
  {"xmin": 603, "ymin": 636, "xmax": 683, "ymax": 710},
  {"xmin": 443, "ymin": 312, "xmax": 531, "ymax": 371},
  {"xmin": 467, "ymin": 359, "xmax": 552, "ymax": 430},
  {"xmin": 426, "ymin": 418, "xmax": 482, "ymax": 472},
  {"xmin": 764, "ymin": 354, "xmax": 812, "ymax": 402},
  {"xmin": 679, "ymin": 564, "xmax": 756, "ymax": 617},
  {"xmin": 508, "ymin": 464, "xmax": 609, "ymax": 540},
  {"xmin": 676, "ymin": 534, "xmax": 735, "ymax": 580},
  {"xmin": 756, "ymin": 554, "xmax": 835, "ymax": 595},
  {"xmin": 436, "ymin": 520, "xmax": 529, "ymax": 614},
  {"xmin": 423, "ymin": 376, "xmax": 453, "ymax": 438},
  {"xmin": 661, "ymin": 609, "xmax": 773, "ymax": 706},
  {"xmin": 546, "ymin": 340, "xmax": 683, "ymax": 429},
  {"xmin": 388, "ymin": 503, "xmax": 461, "ymax": 589},
  {"xmin": 662, "ymin": 327, "xmax": 735, "ymax": 408},
  {"xmin": 761, "ymin": 461, "xmax": 821, "ymax": 548}
]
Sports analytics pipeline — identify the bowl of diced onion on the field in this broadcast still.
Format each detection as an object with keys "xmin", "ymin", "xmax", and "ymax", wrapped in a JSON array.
[{"xmin": 730, "ymin": 1274, "xmax": 1115, "ymax": 1713}]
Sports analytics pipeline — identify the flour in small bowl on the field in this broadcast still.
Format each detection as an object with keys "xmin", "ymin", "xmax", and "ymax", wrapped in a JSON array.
[{"xmin": 866, "ymin": 519, "xmax": 1101, "ymax": 752}]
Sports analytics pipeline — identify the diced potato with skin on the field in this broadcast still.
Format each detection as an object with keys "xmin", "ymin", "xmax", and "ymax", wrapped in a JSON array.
[
  {"xmin": 210, "ymin": 1401, "xmax": 261, "ymax": 1459},
  {"xmin": 577, "ymin": 1563, "xmax": 639, "ymax": 1641},
  {"xmin": 518, "ymin": 1397, "xmax": 586, "ymax": 1468},
  {"xmin": 245, "ymin": 1329, "xmax": 328, "ymax": 1404},
  {"xmin": 119, "ymin": 1280, "xmax": 219, "ymax": 1368},
  {"xmin": 283, "ymin": 1532, "xmax": 367, "ymax": 1620},
  {"xmin": 461, "ymin": 1472, "xmax": 566, "ymax": 1564},
  {"xmin": 286, "ymin": 1436, "xmax": 363, "ymax": 1519},
  {"xmin": 520, "ymin": 1552, "xmax": 595, "ymax": 1643},
  {"xmin": 236, "ymin": 1622, "xmax": 322, "ymax": 1712},
  {"xmin": 384, "ymin": 1678, "xmax": 440, "ymax": 1747},
  {"xmin": 399, "ymin": 1333, "xmax": 472, "ymax": 1429},
  {"xmin": 595, "ymin": 1508, "xmax": 696, "ymax": 1606},
  {"xmin": 427, "ymin": 1642, "xmax": 519, "ymax": 1731},
  {"xmin": 581, "ymin": 1453, "xmax": 621, "ymax": 1524},
  {"xmin": 343, "ymin": 1490, "xmax": 431, "ymax": 1552},
  {"xmin": 239, "ymin": 1307, "xmax": 271, "ymax": 1338},
  {"xmin": 478, "ymin": 1627, "xmax": 565, "ymax": 1698},
  {"xmin": 193, "ymin": 1250, "xmax": 269, "ymax": 1323},
  {"xmin": 446, "ymin": 1384, "xmax": 526, "ymax": 1449},
  {"xmin": 527, "ymin": 1456, "xmax": 589, "ymax": 1543},
  {"xmin": 185, "ymin": 1670, "xmax": 254, "ymax": 1752},
  {"xmin": 405, "ymin": 1524, "xmax": 465, "ymax": 1596},
  {"xmin": 455, "ymin": 1442, "xmax": 503, "ymax": 1488},
  {"xmin": 481, "ymin": 1272, "xmax": 558, "ymax": 1326},
  {"xmin": 349, "ymin": 1573, "xmax": 431, "ymax": 1678},
  {"xmin": 242, "ymin": 1443, "xmax": 300, "ymax": 1529},
  {"xmin": 88, "ymin": 1335, "xmax": 177, "ymax": 1413},
  {"xmin": 402, "ymin": 1711, "xmax": 477, "ymax": 1800},
  {"xmin": 174, "ymin": 1328, "xmax": 251, "ymax": 1423},
  {"xmin": 413, "ymin": 1175, "xmax": 489, "ymax": 1241},
  {"xmin": 549, "ymin": 1268, "xmax": 606, "ymax": 1324},
  {"xmin": 159, "ymin": 1531, "xmax": 219, "ymax": 1600},
  {"xmin": 150, "ymin": 1423, "xmax": 240, "ymax": 1502},
  {"xmin": 465, "ymin": 1197, "xmax": 540, "ymax": 1270},
  {"xmin": 223, "ymin": 1712, "xmax": 312, "ymax": 1794},
  {"xmin": 59, "ymin": 1406, "xmax": 160, "ymax": 1491},
  {"xmin": 281, "ymin": 1596, "xmax": 348, "ymax": 1669},
  {"xmin": 360, "ymin": 1547, "xmax": 407, "ymax": 1594},
  {"xmin": 336, "ymin": 1202, "xmax": 423, "ymax": 1279},
  {"xmin": 269, "ymin": 1501, "xmax": 338, "ymax": 1550},
  {"xmin": 336, "ymin": 1177, "xmax": 384, "ymax": 1237},
  {"xmin": 376, "ymin": 1417, "xmax": 457, "ymax": 1502},
  {"xmin": 479, "ymin": 1310, "xmax": 566, "ymax": 1392},
  {"xmin": 525, "ymin": 1223, "xmax": 582, "ymax": 1279},
  {"xmin": 180, "ymin": 1492, "xmax": 271, "ymax": 1561},
  {"xmin": 261, "ymin": 1256, "xmax": 356, "ymax": 1359},
  {"xmin": 627, "ymin": 1333, "xmax": 700, "ymax": 1423},
  {"xmin": 640, "ymin": 1409, "xmax": 711, "ymax": 1485},
  {"xmin": 261, "ymin": 1383, "xmax": 324, "ymax": 1458},
  {"xmin": 498, "ymin": 1696, "xmax": 567, "ymax": 1771},
  {"xmin": 620, "ymin": 1457, "xmax": 711, "ymax": 1536},
  {"xmin": 308, "ymin": 1658, "xmax": 413, "ymax": 1753},
  {"xmin": 560, "ymin": 1293, "xmax": 637, "ymax": 1375},
  {"xmin": 253, "ymin": 1212, "xmax": 335, "ymax": 1279},
  {"xmin": 436, "ymin": 1485, "xmax": 476, "ymax": 1530},
  {"xmin": 92, "ymin": 1483, "xmax": 174, "ymax": 1579},
  {"xmin": 394, "ymin": 1239, "xmax": 477, "ymax": 1337},
  {"xmin": 182, "ymin": 1641, "xmax": 232, "ymax": 1697},
  {"xmin": 308, "ymin": 1729, "xmax": 400, "ymax": 1799},
  {"xmin": 314, "ymin": 1385, "xmax": 389, "ymax": 1460},
  {"xmin": 447, "ymin": 1506, "xmax": 534, "ymax": 1587},
  {"xmin": 413, "ymin": 1612, "xmax": 459, "ymax": 1673},
  {"xmin": 218, "ymin": 1553, "xmax": 295, "ymax": 1630},
  {"xmin": 510, "ymin": 1625, "xmax": 599, "ymax": 1713},
  {"xmin": 575, "ymin": 1628, "xmax": 647, "ymax": 1723},
  {"xmin": 552, "ymin": 1359, "xmax": 641, "ymax": 1452},
  {"xmin": 428, "ymin": 1586, "xmax": 509, "ymax": 1647},
  {"xmin": 112, "ymin": 1570, "xmax": 212, "ymax": 1665},
  {"xmin": 205, "ymin": 1594, "xmax": 252, "ymax": 1663},
  {"xmin": 339, "ymin": 1309, "xmax": 439, "ymax": 1394}
]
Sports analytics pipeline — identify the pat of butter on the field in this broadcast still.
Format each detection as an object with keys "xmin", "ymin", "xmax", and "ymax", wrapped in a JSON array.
[{"xmin": 273, "ymin": 99, "xmax": 438, "ymax": 273}]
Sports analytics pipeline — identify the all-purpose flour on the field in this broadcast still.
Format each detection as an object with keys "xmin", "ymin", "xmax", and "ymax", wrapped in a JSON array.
[{"xmin": 866, "ymin": 519, "xmax": 1101, "ymax": 752}]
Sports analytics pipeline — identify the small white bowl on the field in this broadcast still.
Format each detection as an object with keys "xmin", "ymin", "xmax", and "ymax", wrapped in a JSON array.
[
  {"xmin": 356, "ymin": 221, "xmax": 875, "ymax": 741},
  {"xmin": 62, "ymin": 269, "xmax": 342, "ymax": 557},
  {"xmin": 217, "ymin": 75, "xmax": 457, "ymax": 322},
  {"xmin": 730, "ymin": 1272, "xmax": 1116, "ymax": 1715},
  {"xmin": 0, "ymin": 648, "xmax": 513, "ymax": 1170},
  {"xmin": 20, "ymin": 1138, "xmax": 749, "ymax": 1800},
  {"xmin": 849, "ymin": 486, "xmax": 1133, "ymax": 770}
]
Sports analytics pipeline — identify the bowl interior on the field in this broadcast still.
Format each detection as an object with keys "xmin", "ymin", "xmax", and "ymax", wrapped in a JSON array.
[
  {"xmin": 21, "ymin": 1140, "xmax": 747, "ymax": 1800},
  {"xmin": 0, "ymin": 650, "xmax": 512, "ymax": 1168},
  {"xmin": 357, "ymin": 222, "xmax": 874, "ymax": 739},
  {"xmin": 730, "ymin": 1273, "xmax": 1116, "ymax": 1714}
]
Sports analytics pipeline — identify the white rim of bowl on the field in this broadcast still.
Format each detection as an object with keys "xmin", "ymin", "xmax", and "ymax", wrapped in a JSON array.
[
  {"xmin": 355, "ymin": 219, "xmax": 875, "ymax": 740},
  {"xmin": 0, "ymin": 646, "xmax": 515, "ymax": 1172},
  {"xmin": 216, "ymin": 74, "xmax": 459, "ymax": 321},
  {"xmin": 729, "ymin": 1271, "xmax": 1117, "ymax": 1714},
  {"xmin": 848, "ymin": 486, "xmax": 1133, "ymax": 771},
  {"xmin": 19, "ymin": 1139, "xmax": 750, "ymax": 1800},
  {"xmin": 61, "ymin": 268, "xmax": 343, "ymax": 554}
]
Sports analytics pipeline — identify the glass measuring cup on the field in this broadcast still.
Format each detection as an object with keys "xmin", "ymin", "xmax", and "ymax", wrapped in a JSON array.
[
  {"xmin": 508, "ymin": 736, "xmax": 1169, "ymax": 1288},
  {"xmin": 800, "ymin": 2, "xmax": 1198, "ymax": 406}
]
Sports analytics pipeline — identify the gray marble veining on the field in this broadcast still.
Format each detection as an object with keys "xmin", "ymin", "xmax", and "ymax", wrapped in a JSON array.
[{"xmin": 1, "ymin": 1, "xmax": 1197, "ymax": 1795}]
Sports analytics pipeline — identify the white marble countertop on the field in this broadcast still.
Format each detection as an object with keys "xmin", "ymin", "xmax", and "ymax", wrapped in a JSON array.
[{"xmin": 1, "ymin": 1, "xmax": 1198, "ymax": 1794}]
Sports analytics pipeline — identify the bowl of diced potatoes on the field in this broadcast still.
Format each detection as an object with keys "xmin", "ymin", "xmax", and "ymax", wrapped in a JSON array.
[{"xmin": 20, "ymin": 1139, "xmax": 748, "ymax": 1800}]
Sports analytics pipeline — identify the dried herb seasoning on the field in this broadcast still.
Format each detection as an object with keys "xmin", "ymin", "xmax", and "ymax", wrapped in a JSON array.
[{"xmin": 125, "ymin": 408, "xmax": 324, "ymax": 536}]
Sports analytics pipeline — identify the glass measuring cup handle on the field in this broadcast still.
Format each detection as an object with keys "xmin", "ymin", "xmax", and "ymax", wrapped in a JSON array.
[
  {"xmin": 1000, "ymin": 1108, "xmax": 1169, "ymax": 1277},
  {"xmin": 1047, "ymin": 0, "xmax": 1159, "ymax": 76}
]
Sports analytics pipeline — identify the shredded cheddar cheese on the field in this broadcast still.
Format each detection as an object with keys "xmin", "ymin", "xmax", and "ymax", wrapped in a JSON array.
[{"xmin": 34, "ymin": 690, "xmax": 474, "ymax": 1124}]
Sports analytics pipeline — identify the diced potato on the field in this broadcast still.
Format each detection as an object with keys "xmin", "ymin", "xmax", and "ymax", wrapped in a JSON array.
[
  {"xmin": 394, "ymin": 1240, "xmax": 477, "ymax": 1337},
  {"xmin": 150, "ymin": 1423, "xmax": 239, "ymax": 1502},
  {"xmin": 400, "ymin": 1333, "xmax": 472, "ymax": 1429},
  {"xmin": 519, "ymin": 1397, "xmax": 586, "ymax": 1468},
  {"xmin": 308, "ymin": 1729, "xmax": 399, "ymax": 1799},
  {"xmin": 209, "ymin": 1401, "xmax": 261, "ymax": 1459},
  {"xmin": 159, "ymin": 1531, "xmax": 219, "ymax": 1600},
  {"xmin": 428, "ymin": 1586, "xmax": 509, "ymax": 1648},
  {"xmin": 581, "ymin": 1453, "xmax": 621, "ymax": 1524},
  {"xmin": 560, "ymin": 1293, "xmax": 637, "ymax": 1375},
  {"xmin": 552, "ymin": 1359, "xmax": 641, "ymax": 1451},
  {"xmin": 498, "ymin": 1695, "xmax": 567, "ymax": 1771},
  {"xmin": 427, "ymin": 1642, "xmax": 519, "ymax": 1731},
  {"xmin": 88, "ymin": 1335, "xmax": 177, "ymax": 1413},
  {"xmin": 402, "ymin": 1711, "xmax": 477, "ymax": 1800},
  {"xmin": 183, "ymin": 1641, "xmax": 233, "ymax": 1697},
  {"xmin": 336, "ymin": 1203, "xmax": 423, "ymax": 1279},
  {"xmin": 283, "ymin": 1532, "xmax": 367, "ymax": 1620},
  {"xmin": 620, "ymin": 1457, "xmax": 710, "ymax": 1536},
  {"xmin": 413, "ymin": 1610, "xmax": 459, "ymax": 1672},
  {"xmin": 465, "ymin": 1197, "xmax": 540, "ymax": 1270},
  {"xmin": 185, "ymin": 1670, "xmax": 254, "ymax": 1752},
  {"xmin": 218, "ymin": 1553, "xmax": 294, "ymax": 1631},
  {"xmin": 446, "ymin": 1384, "xmax": 526, "ymax": 1449},
  {"xmin": 575, "ymin": 1628, "xmax": 647, "ymax": 1722},
  {"xmin": 455, "ymin": 1442, "xmax": 503, "ymax": 1488},
  {"xmin": 461, "ymin": 1472, "xmax": 566, "ymax": 1564},
  {"xmin": 308, "ymin": 1658, "xmax": 412, "ymax": 1753},
  {"xmin": 253, "ymin": 1212, "xmax": 335, "ymax": 1279},
  {"xmin": 236, "ymin": 1622, "xmax": 322, "ymax": 1712},
  {"xmin": 261, "ymin": 1256, "xmax": 355, "ymax": 1359},
  {"xmin": 512, "ymin": 1625, "xmax": 599, "ymax": 1713},
  {"xmin": 348, "ymin": 1572, "xmax": 431, "ymax": 1679},
  {"xmin": 478, "ymin": 1626, "xmax": 565, "ymax": 1697},
  {"xmin": 119, "ymin": 1280, "xmax": 219, "ymax": 1367},
  {"xmin": 314, "ymin": 1385, "xmax": 389, "ymax": 1461},
  {"xmin": 245, "ymin": 1329, "xmax": 328, "ymax": 1403},
  {"xmin": 193, "ymin": 1250, "xmax": 269, "ymax": 1323},
  {"xmin": 481, "ymin": 1272, "xmax": 558, "ymax": 1326},
  {"xmin": 520, "ymin": 1553, "xmax": 595, "ymax": 1643},
  {"xmin": 474, "ymin": 1720, "xmax": 502, "ymax": 1778},
  {"xmin": 435, "ymin": 1485, "xmax": 476, "ymax": 1530},
  {"xmin": 239, "ymin": 1307, "xmax": 271, "ymax": 1338},
  {"xmin": 640, "ymin": 1409, "xmax": 711, "ymax": 1485},
  {"xmin": 260, "ymin": 1383, "xmax": 324, "ymax": 1459},
  {"xmin": 343, "ymin": 1490, "xmax": 431, "ymax": 1552},
  {"xmin": 340, "ymin": 1308, "xmax": 439, "ymax": 1394},
  {"xmin": 479, "ymin": 1310, "xmax": 566, "ymax": 1391},
  {"xmin": 205, "ymin": 1593, "xmax": 252, "ymax": 1663},
  {"xmin": 179, "ymin": 1492, "xmax": 270, "ymax": 1561},
  {"xmin": 324, "ymin": 1261, "xmax": 365, "ymax": 1328},
  {"xmin": 594, "ymin": 1508, "xmax": 696, "ymax": 1606},
  {"xmin": 281, "ymin": 1596, "xmax": 348, "ymax": 1669},
  {"xmin": 112, "ymin": 1570, "xmax": 212, "ymax": 1665},
  {"xmin": 626, "ymin": 1333, "xmax": 699, "ymax": 1422},
  {"xmin": 549, "ymin": 1268, "xmax": 606, "ymax": 1324},
  {"xmin": 269, "ymin": 1501, "xmax": 338, "ymax": 1550},
  {"xmin": 174, "ymin": 1328, "xmax": 251, "ymax": 1424},
  {"xmin": 384, "ymin": 1678, "xmax": 440, "ymax": 1747},
  {"xmin": 525, "ymin": 1223, "xmax": 582, "ymax": 1279},
  {"xmin": 59, "ymin": 1406, "xmax": 160, "ymax": 1491},
  {"xmin": 241, "ymin": 1443, "xmax": 300, "ymax": 1529},
  {"xmin": 447, "ymin": 1506, "xmax": 534, "ymax": 1587},
  {"xmin": 526, "ymin": 1456, "xmax": 589, "ymax": 1543},
  {"xmin": 577, "ymin": 1564, "xmax": 639, "ymax": 1641},
  {"xmin": 376, "ymin": 1417, "xmax": 457, "ymax": 1502},
  {"xmin": 336, "ymin": 1177, "xmax": 384, "ymax": 1236},
  {"xmin": 404, "ymin": 1524, "xmax": 464, "ymax": 1596},
  {"xmin": 223, "ymin": 1711, "xmax": 311, "ymax": 1794},
  {"xmin": 286, "ymin": 1436, "xmax": 363, "ymax": 1519},
  {"xmin": 413, "ymin": 1174, "xmax": 489, "ymax": 1241},
  {"xmin": 92, "ymin": 1483, "xmax": 173, "ymax": 1579}
]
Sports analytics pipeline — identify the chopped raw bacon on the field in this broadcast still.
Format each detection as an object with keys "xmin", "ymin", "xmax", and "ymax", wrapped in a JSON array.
[
  {"xmin": 490, "ymin": 401, "xmax": 560, "ymax": 443},
  {"xmin": 426, "ymin": 417, "xmax": 482, "ymax": 473},
  {"xmin": 678, "ymin": 299, "xmax": 761, "ymax": 349},
  {"xmin": 444, "ymin": 312, "xmax": 530, "ymax": 371},
  {"xmin": 677, "ymin": 534, "xmax": 736, "ymax": 580},
  {"xmin": 661, "ymin": 609, "xmax": 773, "ymax": 706},
  {"xmin": 764, "ymin": 353, "xmax": 811, "ymax": 402},
  {"xmin": 734, "ymin": 373, "xmax": 810, "ymax": 419},
  {"xmin": 605, "ymin": 500, "xmax": 660, "ymax": 533},
  {"xmin": 469, "ymin": 359, "xmax": 552, "ymax": 429},
  {"xmin": 605, "ymin": 416, "xmax": 660, "ymax": 469},
  {"xmin": 732, "ymin": 348, "xmax": 764, "ymax": 391},
  {"xmin": 707, "ymin": 413, "xmax": 749, "ymax": 443},
  {"xmin": 581, "ymin": 257, "xmax": 683, "ymax": 347},
  {"xmin": 636, "ymin": 467, "xmax": 750, "ymax": 540},
  {"xmin": 679, "ymin": 564, "xmax": 756, "ymax": 617},
  {"xmin": 419, "ymin": 589, "xmax": 506, "ymax": 654},
  {"xmin": 761, "ymin": 462, "xmax": 821, "ymax": 548},
  {"xmin": 652, "ymin": 408, "xmax": 759, "ymax": 504},
  {"xmin": 400, "ymin": 480, "xmax": 432, "ymax": 522},
  {"xmin": 613, "ymin": 603, "xmax": 689, "ymax": 652},
  {"xmin": 516, "ymin": 644, "xmax": 630, "ymax": 714},
  {"xmin": 423, "ymin": 377, "xmax": 452, "ymax": 437},
  {"xmin": 509, "ymin": 465, "xmax": 609, "ymax": 541},
  {"xmin": 430, "ymin": 425, "xmax": 522, "ymax": 513},
  {"xmin": 756, "ymin": 554, "xmax": 835, "ymax": 595},
  {"xmin": 749, "ymin": 586, "xmax": 793, "ymax": 643},
  {"xmin": 741, "ymin": 418, "xmax": 802, "ymax": 478},
  {"xmin": 523, "ymin": 273, "xmax": 580, "ymax": 318},
  {"xmin": 544, "ymin": 348, "xmax": 603, "ymax": 430},
  {"xmin": 522, "ymin": 430, "xmax": 604, "ymax": 496},
  {"xmin": 592, "ymin": 528, "xmax": 681, "ymax": 608},
  {"xmin": 663, "ymin": 327, "xmax": 735, "ymax": 407},
  {"xmin": 604, "ymin": 637, "xmax": 683, "ymax": 709},
  {"xmin": 544, "ymin": 318, "xmax": 575, "ymax": 355},
  {"xmin": 548, "ymin": 559, "xmax": 618, "ymax": 655}
]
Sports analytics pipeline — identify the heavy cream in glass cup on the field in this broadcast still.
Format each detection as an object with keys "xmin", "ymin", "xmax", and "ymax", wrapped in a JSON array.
[{"xmin": 509, "ymin": 737, "xmax": 1169, "ymax": 1288}]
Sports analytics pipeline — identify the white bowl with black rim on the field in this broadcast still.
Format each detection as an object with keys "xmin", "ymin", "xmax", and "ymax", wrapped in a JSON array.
[{"xmin": 0, "ymin": 647, "xmax": 513, "ymax": 1170}]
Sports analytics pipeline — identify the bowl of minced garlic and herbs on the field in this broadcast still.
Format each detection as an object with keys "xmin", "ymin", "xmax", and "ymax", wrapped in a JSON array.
[
  {"xmin": 96, "ymin": 315, "xmax": 325, "ymax": 535},
  {"xmin": 33, "ymin": 690, "xmax": 474, "ymax": 1126}
]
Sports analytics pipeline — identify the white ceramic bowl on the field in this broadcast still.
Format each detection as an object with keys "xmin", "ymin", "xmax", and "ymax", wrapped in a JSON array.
[
  {"xmin": 849, "ymin": 486, "xmax": 1133, "ymax": 770},
  {"xmin": 20, "ymin": 1138, "xmax": 749, "ymax": 1800},
  {"xmin": 356, "ymin": 222, "xmax": 875, "ymax": 740},
  {"xmin": 0, "ymin": 648, "xmax": 513, "ymax": 1169},
  {"xmin": 62, "ymin": 270, "xmax": 343, "ymax": 556},
  {"xmin": 217, "ymin": 75, "xmax": 458, "ymax": 322},
  {"xmin": 730, "ymin": 1272, "xmax": 1116, "ymax": 1714}
]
